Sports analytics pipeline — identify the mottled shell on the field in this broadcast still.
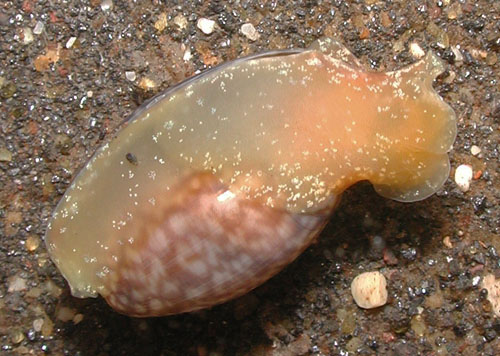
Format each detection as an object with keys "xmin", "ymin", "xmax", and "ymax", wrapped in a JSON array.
[{"xmin": 45, "ymin": 38, "xmax": 456, "ymax": 317}]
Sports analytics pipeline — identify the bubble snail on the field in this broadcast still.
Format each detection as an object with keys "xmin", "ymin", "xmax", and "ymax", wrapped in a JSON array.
[{"xmin": 45, "ymin": 38, "xmax": 456, "ymax": 317}]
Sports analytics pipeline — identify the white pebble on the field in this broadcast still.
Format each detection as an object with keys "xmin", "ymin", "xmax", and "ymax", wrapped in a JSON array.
[
  {"xmin": 66, "ymin": 37, "xmax": 77, "ymax": 49},
  {"xmin": 23, "ymin": 27, "xmax": 33, "ymax": 44},
  {"xmin": 454, "ymin": 164, "xmax": 473, "ymax": 192},
  {"xmin": 33, "ymin": 21, "xmax": 44, "ymax": 35},
  {"xmin": 197, "ymin": 18, "xmax": 216, "ymax": 35},
  {"xmin": 101, "ymin": 0, "xmax": 113, "ymax": 12},
  {"xmin": 451, "ymin": 45, "xmax": 463, "ymax": 63},
  {"xmin": 241, "ymin": 23, "xmax": 260, "ymax": 41},
  {"xmin": 173, "ymin": 14, "xmax": 188, "ymax": 30},
  {"xmin": 125, "ymin": 71, "xmax": 136, "ymax": 82},
  {"xmin": 183, "ymin": 47, "xmax": 192, "ymax": 62},
  {"xmin": 409, "ymin": 42, "xmax": 425, "ymax": 59},
  {"xmin": 470, "ymin": 145, "xmax": 481, "ymax": 156},
  {"xmin": 33, "ymin": 318, "xmax": 44, "ymax": 332},
  {"xmin": 351, "ymin": 271, "xmax": 388, "ymax": 309},
  {"xmin": 8, "ymin": 276, "xmax": 27, "ymax": 293}
]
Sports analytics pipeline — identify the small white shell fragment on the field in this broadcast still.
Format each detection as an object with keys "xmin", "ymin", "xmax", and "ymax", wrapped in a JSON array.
[
  {"xmin": 8, "ymin": 275, "xmax": 27, "ymax": 293},
  {"xmin": 482, "ymin": 274, "xmax": 500, "ymax": 317},
  {"xmin": 66, "ymin": 37, "xmax": 77, "ymax": 49},
  {"xmin": 23, "ymin": 27, "xmax": 34, "ymax": 44},
  {"xmin": 100, "ymin": 0, "xmax": 113, "ymax": 12},
  {"xmin": 125, "ymin": 71, "xmax": 136, "ymax": 82},
  {"xmin": 470, "ymin": 145, "xmax": 481, "ymax": 156},
  {"xmin": 33, "ymin": 21, "xmax": 44, "ymax": 35},
  {"xmin": 173, "ymin": 14, "xmax": 188, "ymax": 30},
  {"xmin": 138, "ymin": 77, "xmax": 157, "ymax": 90},
  {"xmin": 451, "ymin": 46, "xmax": 464, "ymax": 63},
  {"xmin": 241, "ymin": 23, "xmax": 260, "ymax": 41},
  {"xmin": 183, "ymin": 47, "xmax": 192, "ymax": 62},
  {"xmin": 197, "ymin": 18, "xmax": 216, "ymax": 35},
  {"xmin": 351, "ymin": 271, "xmax": 388, "ymax": 309},
  {"xmin": 33, "ymin": 318, "xmax": 44, "ymax": 332},
  {"xmin": 410, "ymin": 42, "xmax": 425, "ymax": 59},
  {"xmin": 442, "ymin": 235, "xmax": 452, "ymax": 248},
  {"xmin": 154, "ymin": 13, "xmax": 168, "ymax": 32},
  {"xmin": 454, "ymin": 164, "xmax": 473, "ymax": 192}
]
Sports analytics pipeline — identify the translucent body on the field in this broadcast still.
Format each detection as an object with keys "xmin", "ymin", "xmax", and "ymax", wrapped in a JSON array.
[{"xmin": 45, "ymin": 39, "xmax": 456, "ymax": 316}]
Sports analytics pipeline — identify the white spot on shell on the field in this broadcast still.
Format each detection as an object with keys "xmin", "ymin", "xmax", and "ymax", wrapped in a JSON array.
[{"xmin": 217, "ymin": 190, "xmax": 235, "ymax": 202}]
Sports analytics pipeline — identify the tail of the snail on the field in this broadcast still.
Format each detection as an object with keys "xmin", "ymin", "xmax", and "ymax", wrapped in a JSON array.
[{"xmin": 369, "ymin": 52, "xmax": 457, "ymax": 202}]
